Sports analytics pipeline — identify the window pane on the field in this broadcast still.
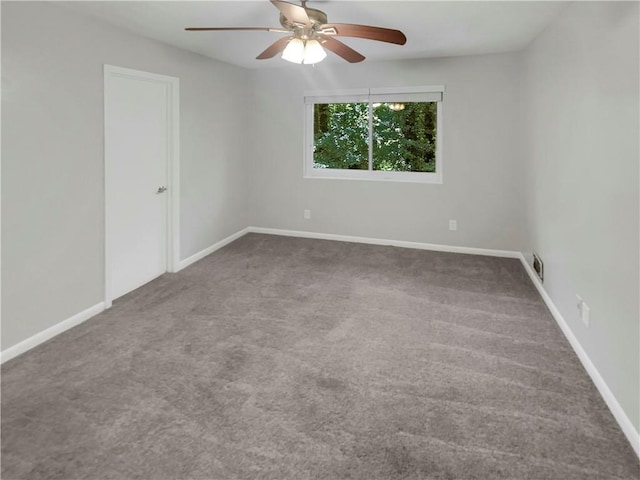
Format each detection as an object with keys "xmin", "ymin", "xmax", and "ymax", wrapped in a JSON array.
[
  {"xmin": 313, "ymin": 103, "xmax": 369, "ymax": 170},
  {"xmin": 372, "ymin": 102, "xmax": 437, "ymax": 172}
]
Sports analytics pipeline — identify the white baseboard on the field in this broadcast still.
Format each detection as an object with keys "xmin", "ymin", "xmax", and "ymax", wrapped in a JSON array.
[
  {"xmin": 247, "ymin": 227, "xmax": 521, "ymax": 258},
  {"xmin": 518, "ymin": 253, "xmax": 640, "ymax": 458},
  {"xmin": 178, "ymin": 227, "xmax": 250, "ymax": 271},
  {"xmin": 0, "ymin": 228, "xmax": 249, "ymax": 364},
  {"xmin": 1, "ymin": 302, "xmax": 105, "ymax": 364},
  {"xmin": 248, "ymin": 227, "xmax": 639, "ymax": 458}
]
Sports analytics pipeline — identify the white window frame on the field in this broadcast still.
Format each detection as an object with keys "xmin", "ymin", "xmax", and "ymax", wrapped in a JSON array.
[{"xmin": 304, "ymin": 86, "xmax": 444, "ymax": 184}]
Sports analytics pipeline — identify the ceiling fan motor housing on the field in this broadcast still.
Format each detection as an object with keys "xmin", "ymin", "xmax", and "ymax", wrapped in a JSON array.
[{"xmin": 279, "ymin": 7, "xmax": 327, "ymax": 30}]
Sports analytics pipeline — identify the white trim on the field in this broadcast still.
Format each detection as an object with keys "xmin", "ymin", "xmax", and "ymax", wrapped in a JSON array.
[
  {"xmin": 436, "ymin": 100, "xmax": 443, "ymax": 182},
  {"xmin": 247, "ymin": 227, "xmax": 520, "ymax": 258},
  {"xmin": 518, "ymin": 253, "xmax": 640, "ymax": 459},
  {"xmin": 167, "ymin": 73, "xmax": 181, "ymax": 274},
  {"xmin": 303, "ymin": 86, "xmax": 446, "ymax": 99},
  {"xmin": 370, "ymin": 85, "xmax": 446, "ymax": 95},
  {"xmin": 0, "ymin": 303, "xmax": 105, "ymax": 364},
  {"xmin": 177, "ymin": 228, "xmax": 250, "ymax": 271},
  {"xmin": 368, "ymin": 101, "xmax": 373, "ymax": 171},
  {"xmin": 103, "ymin": 65, "xmax": 180, "ymax": 308},
  {"xmin": 303, "ymin": 88, "xmax": 368, "ymax": 99},
  {"xmin": 370, "ymin": 92, "xmax": 443, "ymax": 103},
  {"xmin": 0, "ymin": 3, "xmax": 3, "ymax": 354}
]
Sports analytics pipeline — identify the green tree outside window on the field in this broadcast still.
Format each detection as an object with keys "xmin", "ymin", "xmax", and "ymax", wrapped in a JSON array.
[{"xmin": 313, "ymin": 102, "xmax": 437, "ymax": 173}]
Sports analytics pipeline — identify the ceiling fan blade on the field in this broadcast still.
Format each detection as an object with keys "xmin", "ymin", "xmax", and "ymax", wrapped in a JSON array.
[
  {"xmin": 319, "ymin": 36, "xmax": 365, "ymax": 63},
  {"xmin": 321, "ymin": 23, "xmax": 407, "ymax": 45},
  {"xmin": 270, "ymin": 0, "xmax": 311, "ymax": 27},
  {"xmin": 186, "ymin": 27, "xmax": 288, "ymax": 33},
  {"xmin": 256, "ymin": 37, "xmax": 291, "ymax": 59}
]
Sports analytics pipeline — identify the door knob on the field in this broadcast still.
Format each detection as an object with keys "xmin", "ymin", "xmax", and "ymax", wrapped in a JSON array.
[{"xmin": 156, "ymin": 185, "xmax": 167, "ymax": 194}]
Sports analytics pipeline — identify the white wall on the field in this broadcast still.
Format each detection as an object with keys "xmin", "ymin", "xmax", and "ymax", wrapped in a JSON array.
[
  {"xmin": 1, "ymin": 2, "xmax": 249, "ymax": 350},
  {"xmin": 247, "ymin": 53, "xmax": 525, "ymax": 251},
  {"xmin": 523, "ymin": 2, "xmax": 639, "ymax": 431}
]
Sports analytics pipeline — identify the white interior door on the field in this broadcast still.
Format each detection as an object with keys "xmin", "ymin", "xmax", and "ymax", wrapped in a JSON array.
[{"xmin": 104, "ymin": 66, "xmax": 179, "ymax": 303}]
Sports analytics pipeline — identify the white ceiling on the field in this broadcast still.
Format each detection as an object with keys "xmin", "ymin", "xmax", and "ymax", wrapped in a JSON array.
[{"xmin": 60, "ymin": 1, "xmax": 568, "ymax": 69}]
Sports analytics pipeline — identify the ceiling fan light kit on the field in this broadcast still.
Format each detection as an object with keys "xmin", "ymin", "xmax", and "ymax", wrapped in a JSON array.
[
  {"xmin": 185, "ymin": 0, "xmax": 407, "ymax": 65},
  {"xmin": 282, "ymin": 37, "xmax": 305, "ymax": 63},
  {"xmin": 282, "ymin": 38, "xmax": 327, "ymax": 64},
  {"xmin": 301, "ymin": 39, "xmax": 327, "ymax": 64}
]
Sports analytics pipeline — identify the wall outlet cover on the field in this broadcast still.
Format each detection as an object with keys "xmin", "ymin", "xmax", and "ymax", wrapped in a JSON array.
[{"xmin": 581, "ymin": 302, "xmax": 590, "ymax": 327}]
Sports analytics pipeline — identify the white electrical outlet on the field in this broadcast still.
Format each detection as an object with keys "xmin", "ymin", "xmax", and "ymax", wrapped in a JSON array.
[
  {"xmin": 304, "ymin": 209, "xmax": 311, "ymax": 220},
  {"xmin": 449, "ymin": 220, "xmax": 457, "ymax": 231},
  {"xmin": 576, "ymin": 295, "xmax": 589, "ymax": 327},
  {"xmin": 581, "ymin": 302, "xmax": 590, "ymax": 327}
]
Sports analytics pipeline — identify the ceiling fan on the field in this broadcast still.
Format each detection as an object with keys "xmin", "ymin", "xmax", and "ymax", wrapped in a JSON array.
[{"xmin": 185, "ymin": 0, "xmax": 407, "ymax": 64}]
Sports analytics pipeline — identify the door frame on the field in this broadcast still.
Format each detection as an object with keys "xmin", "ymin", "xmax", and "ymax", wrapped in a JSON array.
[{"xmin": 103, "ymin": 64, "xmax": 180, "ymax": 308}]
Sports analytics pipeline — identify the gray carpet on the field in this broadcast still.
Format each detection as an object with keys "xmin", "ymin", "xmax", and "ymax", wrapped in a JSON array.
[{"xmin": 2, "ymin": 233, "xmax": 638, "ymax": 479}]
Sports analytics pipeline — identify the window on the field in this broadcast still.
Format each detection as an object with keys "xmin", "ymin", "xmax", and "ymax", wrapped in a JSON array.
[{"xmin": 304, "ymin": 86, "xmax": 443, "ymax": 183}]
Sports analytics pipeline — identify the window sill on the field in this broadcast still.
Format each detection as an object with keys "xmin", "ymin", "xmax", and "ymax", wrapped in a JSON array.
[{"xmin": 304, "ymin": 170, "xmax": 442, "ymax": 184}]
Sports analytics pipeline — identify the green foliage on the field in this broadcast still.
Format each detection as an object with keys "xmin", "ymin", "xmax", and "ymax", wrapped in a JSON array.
[
  {"xmin": 313, "ymin": 103, "xmax": 369, "ymax": 170},
  {"xmin": 313, "ymin": 102, "xmax": 437, "ymax": 172}
]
